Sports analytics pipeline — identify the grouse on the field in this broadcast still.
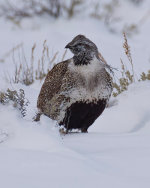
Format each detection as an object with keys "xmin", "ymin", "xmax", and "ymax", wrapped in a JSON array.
[{"xmin": 36, "ymin": 35, "xmax": 112, "ymax": 133}]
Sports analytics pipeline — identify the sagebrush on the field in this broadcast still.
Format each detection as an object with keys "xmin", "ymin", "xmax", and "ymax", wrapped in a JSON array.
[{"xmin": 0, "ymin": 89, "xmax": 29, "ymax": 117}]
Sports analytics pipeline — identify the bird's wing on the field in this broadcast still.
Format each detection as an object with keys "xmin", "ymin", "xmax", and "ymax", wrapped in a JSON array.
[{"xmin": 37, "ymin": 59, "xmax": 71, "ymax": 112}]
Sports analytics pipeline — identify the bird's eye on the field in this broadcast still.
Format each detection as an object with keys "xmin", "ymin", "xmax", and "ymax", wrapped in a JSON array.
[
  {"xmin": 77, "ymin": 43, "xmax": 82, "ymax": 46},
  {"xmin": 74, "ymin": 45, "xmax": 81, "ymax": 51}
]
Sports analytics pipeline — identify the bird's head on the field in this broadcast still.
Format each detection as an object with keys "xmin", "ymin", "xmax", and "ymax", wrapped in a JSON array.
[{"xmin": 65, "ymin": 35, "xmax": 99, "ymax": 64}]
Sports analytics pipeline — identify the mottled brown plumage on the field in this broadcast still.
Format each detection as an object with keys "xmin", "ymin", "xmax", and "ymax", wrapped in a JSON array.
[
  {"xmin": 37, "ymin": 59, "xmax": 70, "ymax": 113},
  {"xmin": 36, "ymin": 35, "xmax": 113, "ymax": 133}
]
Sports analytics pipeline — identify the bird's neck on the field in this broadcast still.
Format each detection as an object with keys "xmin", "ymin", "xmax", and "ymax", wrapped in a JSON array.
[
  {"xmin": 73, "ymin": 51, "xmax": 96, "ymax": 66},
  {"xmin": 69, "ymin": 56, "xmax": 105, "ymax": 81}
]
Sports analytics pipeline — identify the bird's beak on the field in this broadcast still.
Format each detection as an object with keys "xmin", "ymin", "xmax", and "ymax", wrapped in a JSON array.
[
  {"xmin": 65, "ymin": 44, "xmax": 70, "ymax": 49},
  {"xmin": 65, "ymin": 42, "xmax": 73, "ymax": 49}
]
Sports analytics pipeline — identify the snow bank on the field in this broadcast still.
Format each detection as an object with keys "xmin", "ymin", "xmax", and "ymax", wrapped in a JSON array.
[{"xmin": 0, "ymin": 81, "xmax": 150, "ymax": 188}]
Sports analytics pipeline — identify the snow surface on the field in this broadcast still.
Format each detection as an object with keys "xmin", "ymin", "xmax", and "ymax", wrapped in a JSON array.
[{"xmin": 0, "ymin": 0, "xmax": 150, "ymax": 187}]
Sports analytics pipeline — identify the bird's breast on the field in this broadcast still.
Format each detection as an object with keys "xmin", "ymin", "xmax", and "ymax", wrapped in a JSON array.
[{"xmin": 67, "ymin": 58, "xmax": 112, "ymax": 102}]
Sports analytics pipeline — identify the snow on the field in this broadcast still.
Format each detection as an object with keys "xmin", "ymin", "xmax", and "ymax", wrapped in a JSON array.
[
  {"xmin": 0, "ymin": 0, "xmax": 150, "ymax": 187},
  {"xmin": 1, "ymin": 82, "xmax": 150, "ymax": 188}
]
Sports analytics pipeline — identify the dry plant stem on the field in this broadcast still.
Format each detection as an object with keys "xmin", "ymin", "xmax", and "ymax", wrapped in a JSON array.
[
  {"xmin": 112, "ymin": 33, "xmax": 135, "ymax": 97},
  {"xmin": 6, "ymin": 41, "xmax": 67, "ymax": 85},
  {"xmin": 140, "ymin": 70, "xmax": 150, "ymax": 81},
  {"xmin": 62, "ymin": 49, "xmax": 67, "ymax": 61},
  {"xmin": 123, "ymin": 32, "xmax": 135, "ymax": 82},
  {"xmin": 49, "ymin": 52, "xmax": 59, "ymax": 67},
  {"xmin": 113, "ymin": 32, "xmax": 150, "ymax": 97},
  {"xmin": 98, "ymin": 52, "xmax": 107, "ymax": 64}
]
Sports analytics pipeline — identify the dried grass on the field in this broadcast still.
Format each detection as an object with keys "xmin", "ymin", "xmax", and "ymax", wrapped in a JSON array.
[
  {"xmin": 112, "ymin": 32, "xmax": 135, "ymax": 97},
  {"xmin": 140, "ymin": 70, "xmax": 150, "ymax": 81},
  {"xmin": 112, "ymin": 32, "xmax": 150, "ymax": 97},
  {"xmin": 7, "ymin": 41, "xmax": 66, "ymax": 85}
]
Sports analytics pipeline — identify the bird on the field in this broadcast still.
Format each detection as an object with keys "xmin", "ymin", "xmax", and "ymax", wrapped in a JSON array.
[{"xmin": 36, "ymin": 34, "xmax": 113, "ymax": 133}]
